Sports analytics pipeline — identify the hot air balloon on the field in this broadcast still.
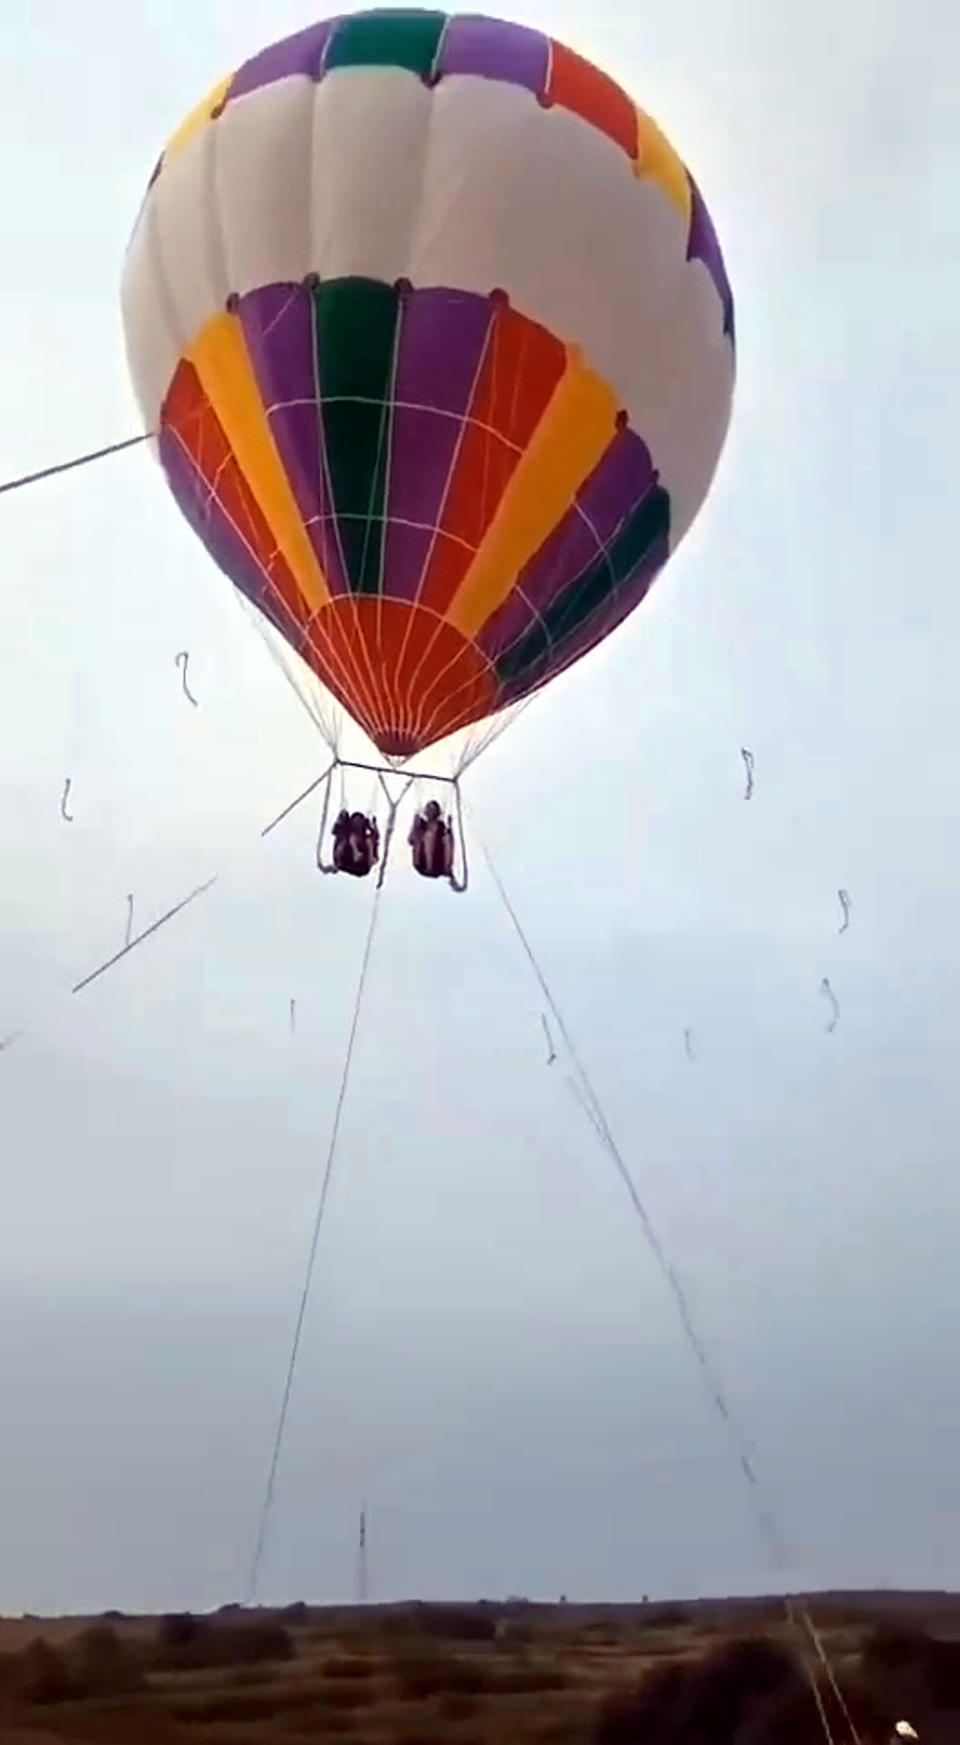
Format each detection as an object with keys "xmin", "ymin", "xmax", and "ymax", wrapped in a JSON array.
[{"xmin": 121, "ymin": 8, "xmax": 734, "ymax": 765}]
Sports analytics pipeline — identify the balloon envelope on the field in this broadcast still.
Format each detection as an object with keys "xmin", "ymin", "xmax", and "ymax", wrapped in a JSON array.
[{"xmin": 122, "ymin": 9, "xmax": 735, "ymax": 757}]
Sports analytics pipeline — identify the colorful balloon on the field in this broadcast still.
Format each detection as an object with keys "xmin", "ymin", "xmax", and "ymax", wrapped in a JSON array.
[{"xmin": 122, "ymin": 9, "xmax": 734, "ymax": 758}]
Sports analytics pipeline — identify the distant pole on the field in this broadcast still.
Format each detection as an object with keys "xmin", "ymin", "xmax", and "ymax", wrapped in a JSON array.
[{"xmin": 356, "ymin": 1502, "xmax": 368, "ymax": 1605}]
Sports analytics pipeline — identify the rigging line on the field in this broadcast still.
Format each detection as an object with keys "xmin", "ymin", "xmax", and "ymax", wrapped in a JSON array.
[
  {"xmin": 542, "ymin": 1012, "xmax": 559, "ymax": 1067},
  {"xmin": 235, "ymin": 593, "xmax": 341, "ymax": 753},
  {"xmin": 541, "ymin": 1013, "xmax": 557, "ymax": 1066},
  {"xmin": 474, "ymin": 823, "xmax": 771, "ymax": 1512},
  {"xmin": 71, "ymin": 875, "xmax": 219, "ymax": 995},
  {"xmin": 804, "ymin": 1609, "xmax": 863, "ymax": 1745},
  {"xmin": 233, "ymin": 581, "xmax": 344, "ymax": 749},
  {"xmin": 453, "ymin": 694, "xmax": 539, "ymax": 780},
  {"xmin": 565, "ymin": 1072, "xmax": 607, "ymax": 1144},
  {"xmin": 261, "ymin": 762, "xmax": 336, "ymax": 839},
  {"xmin": 799, "ymin": 1605, "xmax": 844, "ymax": 1745},
  {"xmin": 473, "ymin": 822, "xmax": 857, "ymax": 1739},
  {"xmin": 0, "ymin": 432, "xmax": 150, "ymax": 499},
  {"xmin": 247, "ymin": 881, "xmax": 384, "ymax": 1604},
  {"xmin": 783, "ymin": 1593, "xmax": 862, "ymax": 1745}
]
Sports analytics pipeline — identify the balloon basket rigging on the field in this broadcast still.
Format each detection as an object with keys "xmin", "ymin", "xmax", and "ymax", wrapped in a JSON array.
[{"xmin": 261, "ymin": 757, "xmax": 468, "ymax": 893}]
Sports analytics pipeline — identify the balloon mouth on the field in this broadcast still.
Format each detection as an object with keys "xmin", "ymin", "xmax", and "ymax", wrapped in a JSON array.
[{"xmin": 374, "ymin": 730, "xmax": 421, "ymax": 762}]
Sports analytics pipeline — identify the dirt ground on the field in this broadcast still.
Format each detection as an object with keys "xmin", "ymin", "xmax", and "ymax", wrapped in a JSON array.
[{"xmin": 0, "ymin": 1592, "xmax": 955, "ymax": 1744}]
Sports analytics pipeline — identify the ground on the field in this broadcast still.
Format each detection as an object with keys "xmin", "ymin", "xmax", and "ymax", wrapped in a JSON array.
[{"xmin": 0, "ymin": 1592, "xmax": 955, "ymax": 1743}]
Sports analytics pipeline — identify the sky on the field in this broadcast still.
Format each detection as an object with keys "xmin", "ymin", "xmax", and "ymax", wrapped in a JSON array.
[{"xmin": 0, "ymin": 0, "xmax": 958, "ymax": 1617}]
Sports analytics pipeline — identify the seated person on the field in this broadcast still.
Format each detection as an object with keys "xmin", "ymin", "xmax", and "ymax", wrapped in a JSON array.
[
  {"xmin": 408, "ymin": 799, "xmax": 454, "ymax": 879},
  {"xmin": 332, "ymin": 809, "xmax": 379, "ymax": 877}
]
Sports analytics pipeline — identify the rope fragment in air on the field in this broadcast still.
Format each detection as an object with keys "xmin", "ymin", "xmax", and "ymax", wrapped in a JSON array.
[
  {"xmin": 175, "ymin": 651, "xmax": 198, "ymax": 707},
  {"xmin": 741, "ymin": 746, "xmax": 755, "ymax": 800}
]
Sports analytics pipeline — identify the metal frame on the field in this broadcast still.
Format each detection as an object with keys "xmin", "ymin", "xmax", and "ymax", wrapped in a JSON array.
[{"xmin": 260, "ymin": 758, "xmax": 469, "ymax": 894}]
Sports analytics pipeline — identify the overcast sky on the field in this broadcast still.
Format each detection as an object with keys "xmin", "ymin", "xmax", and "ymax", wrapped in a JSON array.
[{"xmin": 0, "ymin": 0, "xmax": 957, "ymax": 1617}]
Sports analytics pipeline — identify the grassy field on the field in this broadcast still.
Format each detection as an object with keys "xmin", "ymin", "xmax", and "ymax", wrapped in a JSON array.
[{"xmin": 0, "ymin": 1593, "xmax": 955, "ymax": 1743}]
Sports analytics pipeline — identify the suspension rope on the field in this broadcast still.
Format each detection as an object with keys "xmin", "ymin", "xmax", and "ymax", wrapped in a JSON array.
[
  {"xmin": 71, "ymin": 875, "xmax": 219, "ymax": 995},
  {"xmin": 246, "ymin": 881, "xmax": 384, "ymax": 1603},
  {"xmin": 453, "ymin": 694, "xmax": 538, "ymax": 780},
  {"xmin": 235, "ymin": 591, "xmax": 343, "ymax": 755},
  {"xmin": 474, "ymin": 824, "xmax": 860, "ymax": 1744},
  {"xmin": 478, "ymin": 830, "xmax": 776, "ymax": 1528},
  {"xmin": 0, "ymin": 433, "xmax": 150, "ymax": 499}
]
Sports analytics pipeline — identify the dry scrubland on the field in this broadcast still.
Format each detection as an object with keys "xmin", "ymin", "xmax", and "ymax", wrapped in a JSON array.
[{"xmin": 0, "ymin": 1594, "xmax": 957, "ymax": 1743}]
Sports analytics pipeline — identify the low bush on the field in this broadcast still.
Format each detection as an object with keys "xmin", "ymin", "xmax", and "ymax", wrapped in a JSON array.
[
  {"xmin": 438, "ymin": 1691, "xmax": 479, "ymax": 1721},
  {"xmin": 324, "ymin": 1653, "xmax": 379, "ymax": 1679},
  {"xmin": 928, "ymin": 1638, "xmax": 960, "ymax": 1706},
  {"xmin": 157, "ymin": 1611, "xmax": 203, "ymax": 1649},
  {"xmin": 861, "ymin": 1621, "xmax": 960, "ymax": 1712},
  {"xmin": 13, "ymin": 1640, "xmax": 75, "ymax": 1705},
  {"xmin": 394, "ymin": 1652, "xmax": 495, "ymax": 1701},
  {"xmin": 315, "ymin": 1680, "xmax": 375, "ymax": 1711},
  {"xmin": 8, "ymin": 1627, "xmax": 144, "ymax": 1705},
  {"xmin": 171, "ymin": 1685, "xmax": 316, "ymax": 1725},
  {"xmin": 153, "ymin": 1614, "xmax": 293, "ymax": 1672},
  {"xmin": 73, "ymin": 1624, "xmax": 144, "ymax": 1695},
  {"xmin": 412, "ymin": 1604, "xmax": 497, "ymax": 1642},
  {"xmin": 595, "ymin": 1635, "xmax": 899, "ymax": 1745},
  {"xmin": 642, "ymin": 1606, "xmax": 693, "ymax": 1631},
  {"xmin": 596, "ymin": 1637, "xmax": 798, "ymax": 1743},
  {"xmin": 739, "ymin": 1675, "xmax": 894, "ymax": 1745},
  {"xmin": 494, "ymin": 1660, "xmax": 571, "ymax": 1694},
  {"xmin": 861, "ymin": 1623, "xmax": 931, "ymax": 1674}
]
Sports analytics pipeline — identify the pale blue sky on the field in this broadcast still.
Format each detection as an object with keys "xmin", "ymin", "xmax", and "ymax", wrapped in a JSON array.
[{"xmin": 0, "ymin": 0, "xmax": 958, "ymax": 1615}]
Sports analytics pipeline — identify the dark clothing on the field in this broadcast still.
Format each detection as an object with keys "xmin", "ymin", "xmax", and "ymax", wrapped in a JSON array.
[{"xmin": 332, "ymin": 812, "xmax": 379, "ymax": 877}]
